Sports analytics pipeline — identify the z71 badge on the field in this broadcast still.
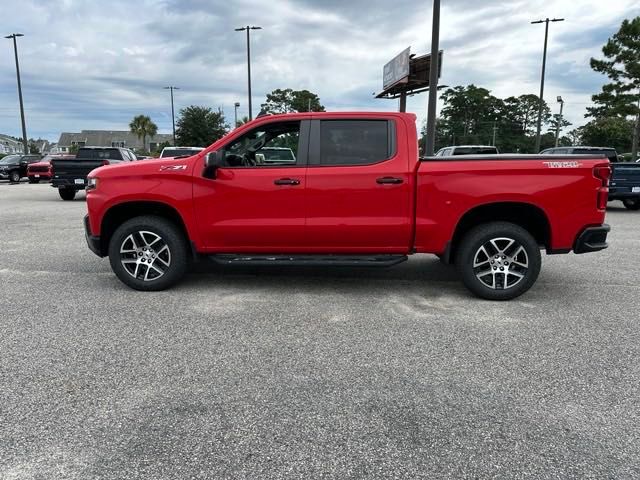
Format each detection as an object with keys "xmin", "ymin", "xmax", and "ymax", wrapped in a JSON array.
[{"xmin": 542, "ymin": 161, "xmax": 582, "ymax": 168}]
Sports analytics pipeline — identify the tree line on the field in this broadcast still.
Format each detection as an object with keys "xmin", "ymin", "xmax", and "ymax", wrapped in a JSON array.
[{"xmin": 426, "ymin": 16, "xmax": 640, "ymax": 158}]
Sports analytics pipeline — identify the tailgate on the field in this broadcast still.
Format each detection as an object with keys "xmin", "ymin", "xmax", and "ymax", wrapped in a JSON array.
[
  {"xmin": 611, "ymin": 163, "xmax": 640, "ymax": 192},
  {"xmin": 51, "ymin": 159, "xmax": 103, "ymax": 179}
]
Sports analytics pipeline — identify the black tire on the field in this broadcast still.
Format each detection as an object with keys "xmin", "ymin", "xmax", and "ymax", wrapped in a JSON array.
[
  {"xmin": 456, "ymin": 222, "xmax": 542, "ymax": 301},
  {"xmin": 28, "ymin": 177, "xmax": 40, "ymax": 184},
  {"xmin": 622, "ymin": 198, "xmax": 640, "ymax": 210},
  {"xmin": 58, "ymin": 188, "xmax": 76, "ymax": 201},
  {"xmin": 108, "ymin": 215, "xmax": 188, "ymax": 291},
  {"xmin": 9, "ymin": 171, "xmax": 20, "ymax": 183}
]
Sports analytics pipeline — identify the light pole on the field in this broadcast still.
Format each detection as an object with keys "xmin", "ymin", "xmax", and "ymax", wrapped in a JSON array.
[
  {"xmin": 235, "ymin": 25, "xmax": 262, "ymax": 121},
  {"xmin": 555, "ymin": 95, "xmax": 564, "ymax": 147},
  {"xmin": 531, "ymin": 17, "xmax": 564, "ymax": 153},
  {"xmin": 5, "ymin": 33, "xmax": 28, "ymax": 155},
  {"xmin": 234, "ymin": 102, "xmax": 240, "ymax": 128},
  {"xmin": 164, "ymin": 86, "xmax": 179, "ymax": 145},
  {"xmin": 425, "ymin": 0, "xmax": 441, "ymax": 156}
]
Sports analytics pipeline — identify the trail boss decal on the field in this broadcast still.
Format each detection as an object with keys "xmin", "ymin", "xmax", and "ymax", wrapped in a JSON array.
[{"xmin": 542, "ymin": 161, "xmax": 583, "ymax": 168}]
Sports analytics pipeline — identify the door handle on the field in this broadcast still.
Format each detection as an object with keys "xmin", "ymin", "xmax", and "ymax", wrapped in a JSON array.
[
  {"xmin": 376, "ymin": 177, "xmax": 404, "ymax": 185},
  {"xmin": 274, "ymin": 178, "xmax": 300, "ymax": 186}
]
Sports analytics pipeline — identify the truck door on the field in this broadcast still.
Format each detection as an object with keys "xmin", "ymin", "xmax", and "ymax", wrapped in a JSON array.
[
  {"xmin": 192, "ymin": 119, "xmax": 310, "ymax": 251},
  {"xmin": 304, "ymin": 118, "xmax": 413, "ymax": 252}
]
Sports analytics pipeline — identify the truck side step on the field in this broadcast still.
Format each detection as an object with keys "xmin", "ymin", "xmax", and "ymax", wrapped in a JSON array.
[{"xmin": 208, "ymin": 254, "xmax": 408, "ymax": 267}]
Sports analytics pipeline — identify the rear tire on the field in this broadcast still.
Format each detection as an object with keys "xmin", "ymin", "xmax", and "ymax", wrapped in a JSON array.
[
  {"xmin": 108, "ymin": 216, "xmax": 188, "ymax": 291},
  {"xmin": 58, "ymin": 188, "xmax": 76, "ymax": 201},
  {"xmin": 456, "ymin": 222, "xmax": 541, "ymax": 301},
  {"xmin": 622, "ymin": 198, "xmax": 640, "ymax": 210}
]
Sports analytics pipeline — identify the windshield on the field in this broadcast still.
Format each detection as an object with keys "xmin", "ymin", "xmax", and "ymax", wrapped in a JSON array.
[
  {"xmin": 161, "ymin": 148, "xmax": 203, "ymax": 158},
  {"xmin": 0, "ymin": 155, "xmax": 20, "ymax": 164}
]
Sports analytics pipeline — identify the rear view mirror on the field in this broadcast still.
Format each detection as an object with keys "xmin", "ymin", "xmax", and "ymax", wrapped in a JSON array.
[{"xmin": 203, "ymin": 150, "xmax": 224, "ymax": 178}]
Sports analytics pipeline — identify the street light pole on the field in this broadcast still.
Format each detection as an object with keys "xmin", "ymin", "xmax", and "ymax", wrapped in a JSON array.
[
  {"xmin": 555, "ymin": 96, "xmax": 564, "ymax": 147},
  {"xmin": 235, "ymin": 26, "xmax": 262, "ymax": 121},
  {"xmin": 234, "ymin": 102, "xmax": 240, "ymax": 128},
  {"xmin": 425, "ymin": 0, "xmax": 441, "ymax": 156},
  {"xmin": 5, "ymin": 33, "xmax": 28, "ymax": 155},
  {"xmin": 531, "ymin": 18, "xmax": 564, "ymax": 153},
  {"xmin": 164, "ymin": 86, "xmax": 179, "ymax": 145}
]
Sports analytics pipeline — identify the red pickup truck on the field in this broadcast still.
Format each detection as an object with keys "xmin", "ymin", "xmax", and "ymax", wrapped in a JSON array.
[{"xmin": 84, "ymin": 112, "xmax": 610, "ymax": 300}]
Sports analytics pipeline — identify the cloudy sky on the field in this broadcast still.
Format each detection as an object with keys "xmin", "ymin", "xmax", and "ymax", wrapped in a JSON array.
[{"xmin": 1, "ymin": 0, "xmax": 639, "ymax": 142}]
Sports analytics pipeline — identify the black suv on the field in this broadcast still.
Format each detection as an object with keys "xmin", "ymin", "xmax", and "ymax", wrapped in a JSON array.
[{"xmin": 0, "ymin": 154, "xmax": 42, "ymax": 183}]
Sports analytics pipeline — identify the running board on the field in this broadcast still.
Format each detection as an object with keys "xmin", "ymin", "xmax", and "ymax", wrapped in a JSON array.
[{"xmin": 208, "ymin": 254, "xmax": 408, "ymax": 267}]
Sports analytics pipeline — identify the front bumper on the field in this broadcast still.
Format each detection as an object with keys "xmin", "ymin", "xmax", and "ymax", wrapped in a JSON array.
[
  {"xmin": 574, "ymin": 224, "xmax": 610, "ymax": 254},
  {"xmin": 84, "ymin": 215, "xmax": 103, "ymax": 257}
]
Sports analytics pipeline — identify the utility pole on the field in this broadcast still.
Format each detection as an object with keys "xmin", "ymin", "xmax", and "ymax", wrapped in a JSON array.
[
  {"xmin": 425, "ymin": 0, "xmax": 441, "ymax": 156},
  {"xmin": 632, "ymin": 92, "xmax": 640, "ymax": 162},
  {"xmin": 554, "ymin": 96, "xmax": 564, "ymax": 147},
  {"xmin": 531, "ymin": 17, "xmax": 564, "ymax": 153},
  {"xmin": 164, "ymin": 86, "xmax": 179, "ymax": 145},
  {"xmin": 235, "ymin": 25, "xmax": 262, "ymax": 121},
  {"xmin": 492, "ymin": 120, "xmax": 498, "ymax": 146},
  {"xmin": 234, "ymin": 102, "xmax": 240, "ymax": 128},
  {"xmin": 5, "ymin": 33, "xmax": 28, "ymax": 155}
]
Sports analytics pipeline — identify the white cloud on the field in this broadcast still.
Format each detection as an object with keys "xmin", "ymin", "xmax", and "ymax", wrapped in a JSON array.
[{"xmin": 0, "ymin": 0, "xmax": 637, "ymax": 141}]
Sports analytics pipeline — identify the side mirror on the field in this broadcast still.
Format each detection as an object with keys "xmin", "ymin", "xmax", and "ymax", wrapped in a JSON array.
[{"xmin": 203, "ymin": 150, "xmax": 224, "ymax": 178}]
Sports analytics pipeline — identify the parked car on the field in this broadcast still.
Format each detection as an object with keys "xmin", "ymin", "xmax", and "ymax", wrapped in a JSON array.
[
  {"xmin": 0, "ymin": 154, "xmax": 42, "ymax": 182},
  {"xmin": 27, "ymin": 154, "xmax": 75, "ymax": 183},
  {"xmin": 255, "ymin": 147, "xmax": 296, "ymax": 164},
  {"xmin": 434, "ymin": 145, "xmax": 499, "ymax": 156},
  {"xmin": 83, "ymin": 112, "xmax": 611, "ymax": 299},
  {"xmin": 159, "ymin": 147, "xmax": 204, "ymax": 158},
  {"xmin": 540, "ymin": 146, "xmax": 619, "ymax": 162},
  {"xmin": 540, "ymin": 146, "xmax": 640, "ymax": 210},
  {"xmin": 51, "ymin": 147, "xmax": 137, "ymax": 201}
]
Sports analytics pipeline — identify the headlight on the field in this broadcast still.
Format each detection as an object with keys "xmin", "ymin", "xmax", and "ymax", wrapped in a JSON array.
[{"xmin": 86, "ymin": 177, "xmax": 98, "ymax": 191}]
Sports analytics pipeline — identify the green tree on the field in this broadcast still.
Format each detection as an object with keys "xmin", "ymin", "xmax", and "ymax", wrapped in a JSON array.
[
  {"xmin": 28, "ymin": 141, "xmax": 39, "ymax": 154},
  {"xmin": 261, "ymin": 88, "xmax": 325, "ymax": 114},
  {"xmin": 236, "ymin": 116, "xmax": 250, "ymax": 128},
  {"xmin": 129, "ymin": 115, "xmax": 158, "ymax": 152},
  {"xmin": 579, "ymin": 117, "xmax": 634, "ymax": 154},
  {"xmin": 176, "ymin": 106, "xmax": 228, "ymax": 147},
  {"xmin": 588, "ymin": 17, "xmax": 640, "ymax": 160}
]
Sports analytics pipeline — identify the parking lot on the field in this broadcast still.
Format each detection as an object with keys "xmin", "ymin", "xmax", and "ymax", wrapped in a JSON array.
[{"xmin": 1, "ymin": 181, "xmax": 639, "ymax": 479}]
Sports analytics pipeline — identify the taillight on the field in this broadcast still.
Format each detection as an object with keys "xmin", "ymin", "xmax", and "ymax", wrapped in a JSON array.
[
  {"xmin": 594, "ymin": 165, "xmax": 611, "ymax": 185},
  {"xmin": 594, "ymin": 163, "xmax": 610, "ymax": 210}
]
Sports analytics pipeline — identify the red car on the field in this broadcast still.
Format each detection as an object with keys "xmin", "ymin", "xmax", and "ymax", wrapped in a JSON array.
[
  {"xmin": 27, "ymin": 154, "xmax": 75, "ymax": 183},
  {"xmin": 84, "ymin": 112, "xmax": 610, "ymax": 300}
]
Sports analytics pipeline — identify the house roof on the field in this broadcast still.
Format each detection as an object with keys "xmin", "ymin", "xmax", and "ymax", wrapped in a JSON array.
[{"xmin": 57, "ymin": 130, "xmax": 173, "ymax": 148}]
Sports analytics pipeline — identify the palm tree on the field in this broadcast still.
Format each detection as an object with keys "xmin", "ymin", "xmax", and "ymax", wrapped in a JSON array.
[
  {"xmin": 129, "ymin": 115, "xmax": 158, "ymax": 152},
  {"xmin": 236, "ymin": 116, "xmax": 250, "ymax": 128}
]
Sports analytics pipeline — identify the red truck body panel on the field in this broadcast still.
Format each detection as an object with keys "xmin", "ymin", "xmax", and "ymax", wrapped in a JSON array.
[{"xmin": 85, "ymin": 112, "xmax": 608, "ymax": 259}]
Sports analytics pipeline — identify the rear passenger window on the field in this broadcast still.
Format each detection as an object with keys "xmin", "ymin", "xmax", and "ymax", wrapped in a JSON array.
[{"xmin": 319, "ymin": 120, "xmax": 392, "ymax": 166}]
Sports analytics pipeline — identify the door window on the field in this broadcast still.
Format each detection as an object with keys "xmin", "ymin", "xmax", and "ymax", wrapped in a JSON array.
[
  {"xmin": 318, "ymin": 120, "xmax": 392, "ymax": 166},
  {"xmin": 223, "ymin": 121, "xmax": 302, "ymax": 167}
]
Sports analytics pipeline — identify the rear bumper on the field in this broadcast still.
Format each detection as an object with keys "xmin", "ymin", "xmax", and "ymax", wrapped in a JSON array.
[
  {"xmin": 52, "ymin": 178, "xmax": 85, "ymax": 189},
  {"xmin": 574, "ymin": 224, "xmax": 610, "ymax": 254},
  {"xmin": 84, "ymin": 215, "xmax": 103, "ymax": 257}
]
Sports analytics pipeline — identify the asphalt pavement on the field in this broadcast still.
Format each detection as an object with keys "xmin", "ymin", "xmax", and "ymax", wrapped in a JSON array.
[{"xmin": 1, "ymin": 182, "xmax": 639, "ymax": 479}]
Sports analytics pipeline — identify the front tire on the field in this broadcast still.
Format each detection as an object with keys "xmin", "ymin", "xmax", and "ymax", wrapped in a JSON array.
[
  {"xmin": 9, "ymin": 171, "xmax": 20, "ymax": 183},
  {"xmin": 28, "ymin": 177, "xmax": 40, "ymax": 184},
  {"xmin": 58, "ymin": 188, "xmax": 76, "ymax": 200},
  {"xmin": 108, "ymin": 216, "xmax": 188, "ymax": 291},
  {"xmin": 622, "ymin": 198, "xmax": 640, "ymax": 210},
  {"xmin": 456, "ymin": 222, "xmax": 541, "ymax": 300}
]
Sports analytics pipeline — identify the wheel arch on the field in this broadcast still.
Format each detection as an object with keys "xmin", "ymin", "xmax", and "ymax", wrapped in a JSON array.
[
  {"xmin": 99, "ymin": 201, "xmax": 194, "ymax": 257},
  {"xmin": 443, "ymin": 202, "xmax": 551, "ymax": 264}
]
